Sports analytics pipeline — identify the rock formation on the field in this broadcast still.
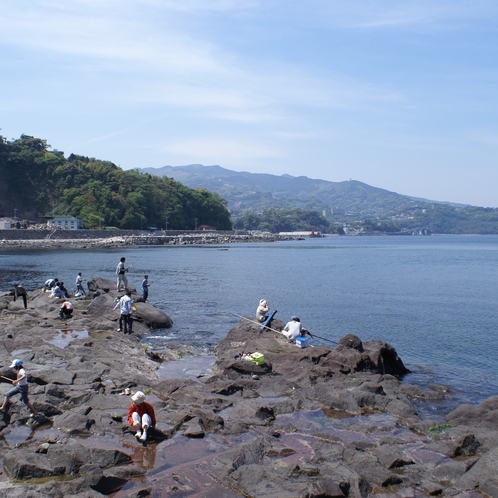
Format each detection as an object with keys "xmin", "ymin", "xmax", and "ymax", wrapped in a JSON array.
[{"xmin": 0, "ymin": 286, "xmax": 496, "ymax": 496}]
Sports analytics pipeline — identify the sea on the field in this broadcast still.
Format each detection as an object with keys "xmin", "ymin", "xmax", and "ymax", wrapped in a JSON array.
[{"xmin": 1, "ymin": 234, "xmax": 497, "ymax": 417}]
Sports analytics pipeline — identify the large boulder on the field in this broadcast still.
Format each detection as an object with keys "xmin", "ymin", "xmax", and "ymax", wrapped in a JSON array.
[{"xmin": 133, "ymin": 302, "xmax": 173, "ymax": 329}]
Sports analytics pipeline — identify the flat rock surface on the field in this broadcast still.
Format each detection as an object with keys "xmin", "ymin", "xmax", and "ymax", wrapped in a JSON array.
[{"xmin": 0, "ymin": 290, "xmax": 496, "ymax": 497}]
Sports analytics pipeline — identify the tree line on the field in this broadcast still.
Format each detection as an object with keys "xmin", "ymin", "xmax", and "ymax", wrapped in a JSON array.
[{"xmin": 0, "ymin": 135, "xmax": 232, "ymax": 230}]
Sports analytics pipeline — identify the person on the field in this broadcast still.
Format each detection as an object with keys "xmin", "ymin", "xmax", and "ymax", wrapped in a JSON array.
[
  {"xmin": 142, "ymin": 275, "xmax": 150, "ymax": 302},
  {"xmin": 13, "ymin": 284, "xmax": 28, "ymax": 309},
  {"xmin": 75, "ymin": 272, "xmax": 86, "ymax": 296},
  {"xmin": 113, "ymin": 290, "xmax": 133, "ymax": 334},
  {"xmin": 58, "ymin": 282, "xmax": 69, "ymax": 298},
  {"xmin": 116, "ymin": 257, "xmax": 129, "ymax": 291},
  {"xmin": 256, "ymin": 299, "xmax": 269, "ymax": 323},
  {"xmin": 59, "ymin": 299, "xmax": 73, "ymax": 319},
  {"xmin": 127, "ymin": 391, "xmax": 156, "ymax": 442},
  {"xmin": 282, "ymin": 316, "xmax": 308, "ymax": 342},
  {"xmin": 0, "ymin": 359, "xmax": 39, "ymax": 417},
  {"xmin": 50, "ymin": 283, "xmax": 64, "ymax": 298},
  {"xmin": 43, "ymin": 278, "xmax": 58, "ymax": 292}
]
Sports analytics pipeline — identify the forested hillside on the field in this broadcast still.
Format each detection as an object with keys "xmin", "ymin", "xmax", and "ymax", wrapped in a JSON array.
[{"xmin": 0, "ymin": 135, "xmax": 232, "ymax": 230}]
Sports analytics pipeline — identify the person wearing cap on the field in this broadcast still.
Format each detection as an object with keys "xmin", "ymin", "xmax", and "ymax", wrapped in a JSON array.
[
  {"xmin": 282, "ymin": 316, "xmax": 308, "ymax": 342},
  {"xmin": 113, "ymin": 290, "xmax": 133, "ymax": 333},
  {"xmin": 0, "ymin": 359, "xmax": 38, "ymax": 417},
  {"xmin": 59, "ymin": 299, "xmax": 74, "ymax": 319},
  {"xmin": 127, "ymin": 391, "xmax": 156, "ymax": 441},
  {"xmin": 13, "ymin": 284, "xmax": 28, "ymax": 309},
  {"xmin": 256, "ymin": 299, "xmax": 269, "ymax": 323}
]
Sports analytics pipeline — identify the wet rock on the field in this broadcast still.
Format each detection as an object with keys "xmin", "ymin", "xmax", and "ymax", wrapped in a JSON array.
[{"xmin": 445, "ymin": 395, "xmax": 498, "ymax": 430}]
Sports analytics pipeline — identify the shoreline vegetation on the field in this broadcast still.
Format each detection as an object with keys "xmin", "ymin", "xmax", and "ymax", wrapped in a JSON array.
[{"xmin": 0, "ymin": 278, "xmax": 498, "ymax": 495}]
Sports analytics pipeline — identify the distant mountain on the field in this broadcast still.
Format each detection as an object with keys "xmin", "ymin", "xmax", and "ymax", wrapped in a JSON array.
[{"xmin": 137, "ymin": 164, "xmax": 426, "ymax": 219}]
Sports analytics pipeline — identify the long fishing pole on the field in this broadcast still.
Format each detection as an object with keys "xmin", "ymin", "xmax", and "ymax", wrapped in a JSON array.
[
  {"xmin": 305, "ymin": 332, "xmax": 338, "ymax": 345},
  {"xmin": 0, "ymin": 375, "xmax": 14, "ymax": 382},
  {"xmin": 229, "ymin": 312, "xmax": 338, "ymax": 346},
  {"xmin": 229, "ymin": 312, "xmax": 285, "ymax": 336}
]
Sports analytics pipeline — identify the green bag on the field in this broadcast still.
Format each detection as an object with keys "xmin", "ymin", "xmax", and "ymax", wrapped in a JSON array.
[{"xmin": 249, "ymin": 352, "xmax": 264, "ymax": 365}]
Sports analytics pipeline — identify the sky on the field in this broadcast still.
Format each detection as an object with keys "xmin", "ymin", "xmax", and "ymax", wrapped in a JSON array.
[{"xmin": 1, "ymin": 1, "xmax": 497, "ymax": 207}]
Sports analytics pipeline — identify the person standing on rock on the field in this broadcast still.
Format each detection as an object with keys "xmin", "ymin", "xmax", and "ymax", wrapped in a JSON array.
[
  {"xmin": 142, "ymin": 275, "xmax": 150, "ymax": 302},
  {"xmin": 128, "ymin": 391, "xmax": 156, "ymax": 442},
  {"xmin": 13, "ymin": 284, "xmax": 28, "ymax": 309},
  {"xmin": 282, "ymin": 316, "xmax": 308, "ymax": 342},
  {"xmin": 256, "ymin": 299, "xmax": 269, "ymax": 323},
  {"xmin": 113, "ymin": 290, "xmax": 133, "ymax": 334},
  {"xmin": 0, "ymin": 359, "xmax": 39, "ymax": 417},
  {"xmin": 116, "ymin": 257, "xmax": 129, "ymax": 291},
  {"xmin": 75, "ymin": 272, "xmax": 86, "ymax": 296}
]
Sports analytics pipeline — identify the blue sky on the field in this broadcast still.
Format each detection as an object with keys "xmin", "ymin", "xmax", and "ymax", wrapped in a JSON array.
[{"xmin": 1, "ymin": 1, "xmax": 497, "ymax": 207}]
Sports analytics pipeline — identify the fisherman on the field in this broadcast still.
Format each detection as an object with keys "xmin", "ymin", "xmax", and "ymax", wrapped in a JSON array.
[
  {"xmin": 127, "ymin": 390, "xmax": 156, "ymax": 442},
  {"xmin": 59, "ymin": 299, "xmax": 73, "ymax": 319},
  {"xmin": 142, "ymin": 275, "xmax": 150, "ymax": 302},
  {"xmin": 43, "ymin": 277, "xmax": 58, "ymax": 292},
  {"xmin": 75, "ymin": 272, "xmax": 86, "ymax": 296},
  {"xmin": 0, "ymin": 359, "xmax": 39, "ymax": 417},
  {"xmin": 282, "ymin": 316, "xmax": 308, "ymax": 342},
  {"xmin": 116, "ymin": 257, "xmax": 129, "ymax": 291},
  {"xmin": 256, "ymin": 299, "xmax": 269, "ymax": 323},
  {"xmin": 113, "ymin": 290, "xmax": 133, "ymax": 334},
  {"xmin": 13, "ymin": 284, "xmax": 28, "ymax": 309}
]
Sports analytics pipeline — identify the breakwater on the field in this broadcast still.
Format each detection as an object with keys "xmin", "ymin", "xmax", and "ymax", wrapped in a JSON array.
[{"xmin": 0, "ymin": 229, "xmax": 294, "ymax": 249}]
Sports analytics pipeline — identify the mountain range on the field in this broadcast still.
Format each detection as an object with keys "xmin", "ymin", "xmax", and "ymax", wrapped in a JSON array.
[{"xmin": 137, "ymin": 164, "xmax": 448, "ymax": 220}]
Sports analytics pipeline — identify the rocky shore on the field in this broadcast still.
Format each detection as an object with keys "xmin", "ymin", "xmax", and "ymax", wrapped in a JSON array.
[{"xmin": 0, "ymin": 280, "xmax": 497, "ymax": 497}]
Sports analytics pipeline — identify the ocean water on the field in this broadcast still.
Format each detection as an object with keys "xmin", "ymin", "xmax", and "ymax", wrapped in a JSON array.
[{"xmin": 1, "ymin": 235, "xmax": 497, "ymax": 414}]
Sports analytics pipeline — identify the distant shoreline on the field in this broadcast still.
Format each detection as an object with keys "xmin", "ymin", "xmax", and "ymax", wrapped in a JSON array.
[{"xmin": 0, "ymin": 231, "xmax": 296, "ymax": 250}]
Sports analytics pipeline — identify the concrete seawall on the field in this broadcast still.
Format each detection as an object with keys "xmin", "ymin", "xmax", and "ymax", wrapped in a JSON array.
[{"xmin": 0, "ymin": 229, "xmax": 295, "ymax": 249}]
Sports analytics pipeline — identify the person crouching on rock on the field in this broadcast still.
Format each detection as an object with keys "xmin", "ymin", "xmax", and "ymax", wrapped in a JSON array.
[
  {"xmin": 256, "ymin": 299, "xmax": 269, "ymax": 323},
  {"xmin": 128, "ymin": 391, "xmax": 156, "ymax": 442},
  {"xmin": 282, "ymin": 316, "xmax": 308, "ymax": 342},
  {"xmin": 113, "ymin": 290, "xmax": 133, "ymax": 334},
  {"xmin": 13, "ymin": 284, "xmax": 28, "ymax": 309},
  {"xmin": 0, "ymin": 359, "xmax": 39, "ymax": 417},
  {"xmin": 59, "ymin": 299, "xmax": 73, "ymax": 319}
]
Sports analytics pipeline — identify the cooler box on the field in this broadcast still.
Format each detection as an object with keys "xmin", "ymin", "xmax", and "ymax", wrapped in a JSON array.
[
  {"xmin": 249, "ymin": 352, "xmax": 265, "ymax": 365},
  {"xmin": 296, "ymin": 337, "xmax": 308, "ymax": 348}
]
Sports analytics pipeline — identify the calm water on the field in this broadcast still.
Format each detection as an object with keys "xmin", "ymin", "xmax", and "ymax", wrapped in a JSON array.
[{"xmin": 1, "ymin": 235, "xmax": 497, "ymax": 413}]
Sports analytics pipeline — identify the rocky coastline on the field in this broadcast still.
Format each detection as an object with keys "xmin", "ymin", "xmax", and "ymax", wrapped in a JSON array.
[
  {"xmin": 0, "ymin": 229, "xmax": 295, "ymax": 250},
  {"xmin": 0, "ymin": 280, "xmax": 497, "ymax": 497}
]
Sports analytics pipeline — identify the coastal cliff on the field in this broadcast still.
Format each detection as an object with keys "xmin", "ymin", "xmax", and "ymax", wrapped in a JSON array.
[{"xmin": 0, "ymin": 283, "xmax": 497, "ymax": 496}]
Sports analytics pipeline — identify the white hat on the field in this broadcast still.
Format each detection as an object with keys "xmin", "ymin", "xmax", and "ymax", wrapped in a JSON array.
[
  {"xmin": 260, "ymin": 299, "xmax": 267, "ymax": 305},
  {"xmin": 10, "ymin": 359, "xmax": 23, "ymax": 368},
  {"xmin": 131, "ymin": 391, "xmax": 146, "ymax": 404}
]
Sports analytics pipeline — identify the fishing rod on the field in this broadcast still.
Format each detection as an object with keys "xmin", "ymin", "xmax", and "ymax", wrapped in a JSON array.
[
  {"xmin": 0, "ymin": 375, "xmax": 14, "ymax": 383},
  {"xmin": 229, "ymin": 312, "xmax": 338, "ymax": 346},
  {"xmin": 229, "ymin": 312, "xmax": 285, "ymax": 337},
  {"xmin": 305, "ymin": 332, "xmax": 338, "ymax": 345}
]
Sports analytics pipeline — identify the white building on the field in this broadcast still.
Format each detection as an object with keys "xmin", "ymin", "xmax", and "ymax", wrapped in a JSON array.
[{"xmin": 47, "ymin": 216, "xmax": 84, "ymax": 230}]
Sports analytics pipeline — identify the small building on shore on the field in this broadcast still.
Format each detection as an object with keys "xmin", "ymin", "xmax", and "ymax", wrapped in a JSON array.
[{"xmin": 47, "ymin": 216, "xmax": 84, "ymax": 230}]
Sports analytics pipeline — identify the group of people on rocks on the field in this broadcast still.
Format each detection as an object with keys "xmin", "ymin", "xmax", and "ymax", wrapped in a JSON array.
[
  {"xmin": 116, "ymin": 256, "xmax": 150, "ymax": 302},
  {"xmin": 256, "ymin": 298, "xmax": 309, "ymax": 342},
  {"xmin": 3, "ymin": 256, "xmax": 159, "ymax": 441},
  {"xmin": 0, "ymin": 358, "xmax": 156, "ymax": 441}
]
